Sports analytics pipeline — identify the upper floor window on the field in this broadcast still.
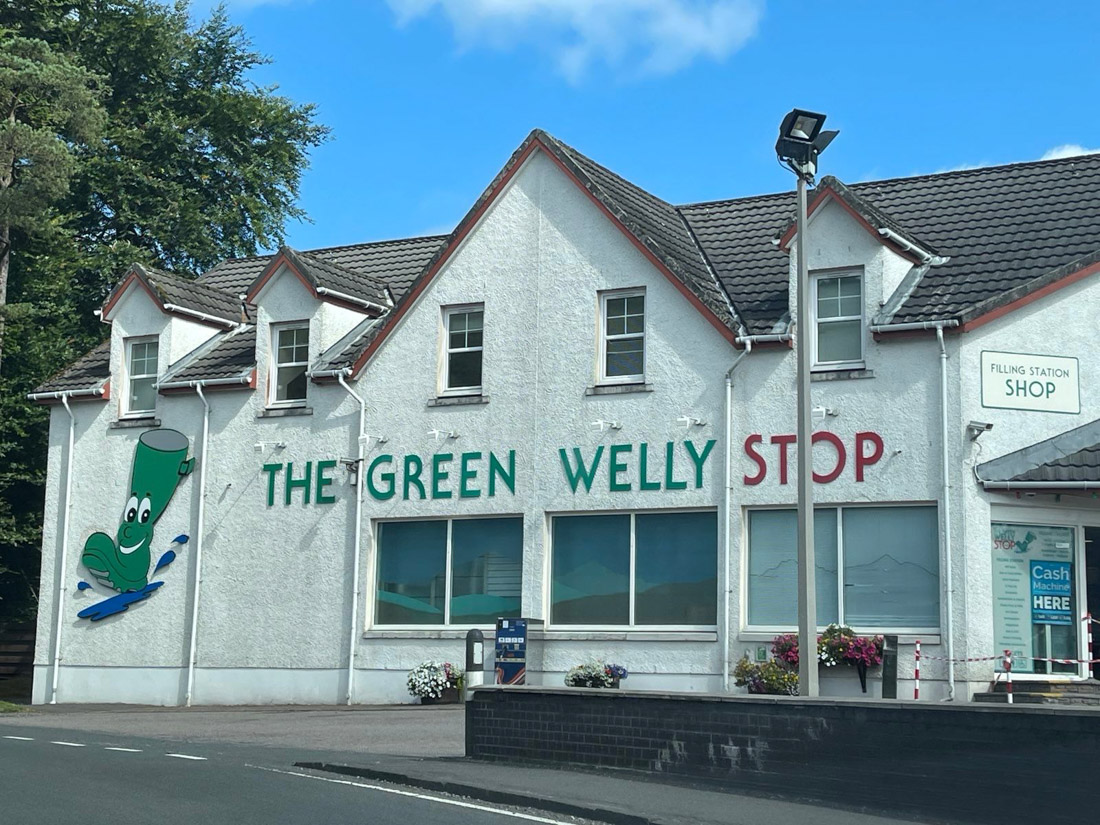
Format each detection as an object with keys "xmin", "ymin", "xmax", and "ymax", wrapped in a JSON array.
[
  {"xmin": 124, "ymin": 337, "xmax": 158, "ymax": 417},
  {"xmin": 270, "ymin": 323, "xmax": 309, "ymax": 406},
  {"xmin": 599, "ymin": 290, "xmax": 645, "ymax": 384},
  {"xmin": 812, "ymin": 273, "xmax": 863, "ymax": 369},
  {"xmin": 442, "ymin": 305, "xmax": 483, "ymax": 394}
]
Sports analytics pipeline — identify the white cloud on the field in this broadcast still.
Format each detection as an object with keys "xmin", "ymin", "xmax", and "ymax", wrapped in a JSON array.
[
  {"xmin": 384, "ymin": 0, "xmax": 763, "ymax": 81},
  {"xmin": 1040, "ymin": 144, "xmax": 1100, "ymax": 161}
]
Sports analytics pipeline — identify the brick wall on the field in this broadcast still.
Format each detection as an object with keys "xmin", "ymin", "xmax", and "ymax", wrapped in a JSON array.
[{"xmin": 466, "ymin": 686, "xmax": 1097, "ymax": 824}]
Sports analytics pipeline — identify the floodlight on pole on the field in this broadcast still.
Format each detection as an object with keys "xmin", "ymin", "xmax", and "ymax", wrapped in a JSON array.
[{"xmin": 775, "ymin": 108, "xmax": 839, "ymax": 698}]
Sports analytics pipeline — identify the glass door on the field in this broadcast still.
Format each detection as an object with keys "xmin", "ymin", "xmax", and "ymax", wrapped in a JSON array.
[{"xmin": 991, "ymin": 523, "xmax": 1079, "ymax": 676}]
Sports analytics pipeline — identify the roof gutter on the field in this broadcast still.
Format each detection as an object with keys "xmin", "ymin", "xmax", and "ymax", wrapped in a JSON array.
[
  {"xmin": 27, "ymin": 386, "xmax": 107, "ymax": 402},
  {"xmin": 162, "ymin": 303, "xmax": 238, "ymax": 329},
  {"xmin": 735, "ymin": 332, "xmax": 792, "ymax": 346},
  {"xmin": 979, "ymin": 480, "xmax": 1100, "ymax": 490},
  {"xmin": 869, "ymin": 320, "xmax": 960, "ymax": 334},
  {"xmin": 315, "ymin": 286, "xmax": 390, "ymax": 313},
  {"xmin": 157, "ymin": 375, "xmax": 251, "ymax": 391},
  {"xmin": 877, "ymin": 228, "xmax": 950, "ymax": 266}
]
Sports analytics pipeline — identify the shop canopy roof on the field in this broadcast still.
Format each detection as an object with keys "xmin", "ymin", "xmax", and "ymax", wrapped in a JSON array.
[
  {"xmin": 33, "ymin": 129, "xmax": 1100, "ymax": 398},
  {"xmin": 976, "ymin": 419, "xmax": 1100, "ymax": 488}
]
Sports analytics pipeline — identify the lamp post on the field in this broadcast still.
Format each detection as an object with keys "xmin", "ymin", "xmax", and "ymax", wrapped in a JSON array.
[{"xmin": 775, "ymin": 109, "xmax": 838, "ymax": 698}]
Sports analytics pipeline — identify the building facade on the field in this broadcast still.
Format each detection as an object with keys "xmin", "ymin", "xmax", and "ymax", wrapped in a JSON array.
[{"xmin": 30, "ymin": 131, "xmax": 1100, "ymax": 705}]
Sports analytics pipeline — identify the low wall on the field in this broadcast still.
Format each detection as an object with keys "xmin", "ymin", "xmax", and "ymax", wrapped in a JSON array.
[{"xmin": 466, "ymin": 686, "xmax": 1098, "ymax": 824}]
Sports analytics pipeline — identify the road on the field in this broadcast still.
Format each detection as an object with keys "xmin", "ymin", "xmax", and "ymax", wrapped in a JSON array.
[
  {"xmin": 0, "ymin": 723, "xmax": 579, "ymax": 825},
  {"xmin": 0, "ymin": 706, "xmax": 926, "ymax": 825}
]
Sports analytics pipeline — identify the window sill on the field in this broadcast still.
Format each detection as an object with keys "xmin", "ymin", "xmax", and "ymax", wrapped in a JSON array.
[
  {"xmin": 258, "ymin": 406, "xmax": 313, "ymax": 418},
  {"xmin": 810, "ymin": 368, "xmax": 872, "ymax": 382},
  {"xmin": 364, "ymin": 628, "xmax": 499, "ymax": 640},
  {"xmin": 586, "ymin": 382, "xmax": 653, "ymax": 396},
  {"xmin": 427, "ymin": 394, "xmax": 489, "ymax": 407},
  {"xmin": 110, "ymin": 417, "xmax": 160, "ymax": 429},
  {"xmin": 534, "ymin": 630, "xmax": 717, "ymax": 642},
  {"xmin": 738, "ymin": 630, "xmax": 939, "ymax": 646}
]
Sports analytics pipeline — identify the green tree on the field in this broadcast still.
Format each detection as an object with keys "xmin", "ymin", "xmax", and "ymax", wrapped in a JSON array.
[
  {"xmin": 0, "ymin": 1, "xmax": 328, "ymax": 625},
  {"xmin": 0, "ymin": 30, "xmax": 103, "ymax": 372}
]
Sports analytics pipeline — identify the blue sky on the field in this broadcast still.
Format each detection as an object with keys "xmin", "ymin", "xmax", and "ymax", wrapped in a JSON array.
[{"xmin": 197, "ymin": 1, "xmax": 1100, "ymax": 252}]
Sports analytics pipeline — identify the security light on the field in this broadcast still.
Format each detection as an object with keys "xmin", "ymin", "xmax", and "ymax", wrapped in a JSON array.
[{"xmin": 776, "ymin": 108, "xmax": 839, "ymax": 182}]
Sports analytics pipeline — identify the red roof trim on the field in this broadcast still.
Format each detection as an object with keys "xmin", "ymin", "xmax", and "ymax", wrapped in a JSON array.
[
  {"xmin": 777, "ymin": 187, "xmax": 922, "ymax": 265},
  {"xmin": 960, "ymin": 259, "xmax": 1100, "ymax": 332},
  {"xmin": 246, "ymin": 252, "xmax": 318, "ymax": 303},
  {"xmin": 101, "ymin": 269, "xmax": 163, "ymax": 320},
  {"xmin": 348, "ymin": 137, "xmax": 735, "ymax": 376}
]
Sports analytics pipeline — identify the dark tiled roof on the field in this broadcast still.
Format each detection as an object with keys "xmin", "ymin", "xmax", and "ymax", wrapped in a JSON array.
[
  {"xmin": 138, "ymin": 265, "xmax": 240, "ymax": 325},
  {"xmin": 976, "ymin": 419, "xmax": 1100, "ymax": 485},
  {"xmin": 281, "ymin": 247, "xmax": 391, "ymax": 307},
  {"xmin": 160, "ymin": 325, "xmax": 256, "ymax": 385},
  {"xmin": 313, "ymin": 317, "xmax": 385, "ymax": 374},
  {"xmin": 538, "ymin": 131, "xmax": 739, "ymax": 333},
  {"xmin": 31, "ymin": 339, "xmax": 111, "ymax": 396},
  {"xmin": 198, "ymin": 236, "xmax": 446, "ymax": 303},
  {"xmin": 681, "ymin": 153, "xmax": 1100, "ymax": 333}
]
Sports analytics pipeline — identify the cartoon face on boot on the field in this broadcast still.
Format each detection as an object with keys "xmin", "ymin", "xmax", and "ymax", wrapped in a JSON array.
[{"xmin": 81, "ymin": 429, "xmax": 194, "ymax": 594}]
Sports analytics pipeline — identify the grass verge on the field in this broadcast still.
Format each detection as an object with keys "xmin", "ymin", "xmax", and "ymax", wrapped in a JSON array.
[{"xmin": 0, "ymin": 700, "xmax": 28, "ymax": 713}]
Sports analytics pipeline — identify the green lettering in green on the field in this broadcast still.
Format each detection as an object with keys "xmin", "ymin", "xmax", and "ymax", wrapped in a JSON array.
[
  {"xmin": 608, "ymin": 444, "xmax": 632, "ymax": 492},
  {"xmin": 285, "ymin": 461, "xmax": 312, "ymax": 505},
  {"xmin": 403, "ymin": 455, "xmax": 425, "ymax": 500},
  {"xmin": 559, "ymin": 446, "xmax": 604, "ymax": 493},
  {"xmin": 315, "ymin": 459, "xmax": 338, "ymax": 504},
  {"xmin": 664, "ymin": 442, "xmax": 687, "ymax": 490},
  {"xmin": 367, "ymin": 454, "xmax": 395, "ymax": 500},
  {"xmin": 638, "ymin": 442, "xmax": 660, "ymax": 491},
  {"xmin": 262, "ymin": 463, "xmax": 282, "ymax": 507},
  {"xmin": 432, "ymin": 453, "xmax": 453, "ymax": 499},
  {"xmin": 489, "ymin": 450, "xmax": 515, "ymax": 496},
  {"xmin": 685, "ymin": 439, "xmax": 716, "ymax": 489},
  {"xmin": 460, "ymin": 452, "xmax": 482, "ymax": 498}
]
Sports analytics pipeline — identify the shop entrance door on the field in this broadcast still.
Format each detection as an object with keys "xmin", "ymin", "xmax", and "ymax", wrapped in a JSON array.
[{"xmin": 1087, "ymin": 527, "xmax": 1100, "ymax": 680}]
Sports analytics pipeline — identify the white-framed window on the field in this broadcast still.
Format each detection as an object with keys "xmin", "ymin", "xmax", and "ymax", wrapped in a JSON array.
[
  {"xmin": 374, "ymin": 516, "xmax": 523, "ymax": 626},
  {"xmin": 598, "ymin": 289, "xmax": 645, "ymax": 384},
  {"xmin": 550, "ymin": 509, "xmax": 717, "ymax": 628},
  {"xmin": 811, "ymin": 272, "xmax": 864, "ymax": 369},
  {"xmin": 269, "ymin": 322, "xmax": 309, "ymax": 406},
  {"xmin": 123, "ymin": 337, "xmax": 159, "ymax": 417},
  {"xmin": 441, "ymin": 305, "xmax": 484, "ymax": 395},
  {"xmin": 745, "ymin": 504, "xmax": 940, "ymax": 632}
]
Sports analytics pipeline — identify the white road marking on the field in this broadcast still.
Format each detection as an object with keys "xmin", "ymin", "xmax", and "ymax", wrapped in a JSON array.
[
  {"xmin": 165, "ymin": 753, "xmax": 207, "ymax": 761},
  {"xmin": 50, "ymin": 741, "xmax": 85, "ymax": 747},
  {"xmin": 250, "ymin": 765, "xmax": 578, "ymax": 824},
  {"xmin": 104, "ymin": 747, "xmax": 143, "ymax": 753},
  {"xmin": 2, "ymin": 736, "xmax": 34, "ymax": 741}
]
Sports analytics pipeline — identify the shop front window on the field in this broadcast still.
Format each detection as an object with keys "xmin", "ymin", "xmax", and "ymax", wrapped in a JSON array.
[
  {"xmin": 746, "ymin": 505, "xmax": 940, "ymax": 630},
  {"xmin": 550, "ymin": 510, "xmax": 717, "ymax": 627},
  {"xmin": 991, "ymin": 523, "xmax": 1079, "ymax": 675},
  {"xmin": 374, "ymin": 517, "xmax": 522, "ymax": 626}
]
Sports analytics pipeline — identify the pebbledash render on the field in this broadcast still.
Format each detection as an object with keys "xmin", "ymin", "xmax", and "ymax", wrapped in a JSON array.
[{"xmin": 29, "ymin": 130, "xmax": 1100, "ymax": 706}]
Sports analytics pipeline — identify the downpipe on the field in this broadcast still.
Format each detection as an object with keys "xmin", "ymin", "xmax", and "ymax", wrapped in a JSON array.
[
  {"xmin": 50, "ymin": 394, "xmax": 77, "ymax": 704},
  {"xmin": 185, "ymin": 383, "xmax": 211, "ymax": 706},
  {"xmin": 722, "ymin": 338, "xmax": 753, "ymax": 692},
  {"xmin": 936, "ymin": 326, "xmax": 956, "ymax": 701},
  {"xmin": 338, "ymin": 372, "xmax": 366, "ymax": 705}
]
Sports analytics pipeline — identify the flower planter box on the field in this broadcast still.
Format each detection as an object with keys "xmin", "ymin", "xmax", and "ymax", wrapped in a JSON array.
[{"xmin": 420, "ymin": 687, "xmax": 461, "ymax": 705}]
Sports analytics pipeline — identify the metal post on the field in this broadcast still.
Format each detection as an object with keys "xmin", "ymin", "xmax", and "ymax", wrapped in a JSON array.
[
  {"xmin": 795, "ymin": 173, "xmax": 819, "ymax": 697},
  {"xmin": 465, "ymin": 628, "xmax": 485, "ymax": 700},
  {"xmin": 913, "ymin": 640, "xmax": 921, "ymax": 701},
  {"xmin": 1004, "ymin": 649, "xmax": 1013, "ymax": 705}
]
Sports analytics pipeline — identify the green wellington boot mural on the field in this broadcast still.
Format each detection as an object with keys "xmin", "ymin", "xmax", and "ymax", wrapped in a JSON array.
[{"xmin": 77, "ymin": 429, "xmax": 195, "ymax": 621}]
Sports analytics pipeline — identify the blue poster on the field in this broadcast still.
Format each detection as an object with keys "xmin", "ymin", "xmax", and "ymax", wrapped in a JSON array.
[{"xmin": 1030, "ymin": 560, "xmax": 1072, "ymax": 625}]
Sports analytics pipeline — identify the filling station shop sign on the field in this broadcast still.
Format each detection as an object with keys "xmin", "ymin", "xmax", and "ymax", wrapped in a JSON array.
[{"xmin": 981, "ymin": 351, "xmax": 1080, "ymax": 414}]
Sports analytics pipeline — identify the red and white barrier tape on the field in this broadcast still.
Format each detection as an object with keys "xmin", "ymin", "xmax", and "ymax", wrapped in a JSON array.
[{"xmin": 917, "ymin": 653, "xmax": 1001, "ymax": 662}]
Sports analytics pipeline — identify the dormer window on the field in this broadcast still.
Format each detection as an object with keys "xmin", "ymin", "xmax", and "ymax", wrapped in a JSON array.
[
  {"xmin": 811, "ymin": 272, "xmax": 864, "ymax": 370},
  {"xmin": 270, "ymin": 322, "xmax": 309, "ymax": 406},
  {"xmin": 123, "ymin": 337, "xmax": 158, "ymax": 418}
]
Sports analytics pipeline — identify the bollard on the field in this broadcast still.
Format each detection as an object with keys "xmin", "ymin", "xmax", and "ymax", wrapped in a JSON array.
[
  {"xmin": 1004, "ymin": 649, "xmax": 1013, "ymax": 705},
  {"xmin": 465, "ymin": 628, "xmax": 484, "ymax": 700},
  {"xmin": 913, "ymin": 639, "xmax": 920, "ymax": 701}
]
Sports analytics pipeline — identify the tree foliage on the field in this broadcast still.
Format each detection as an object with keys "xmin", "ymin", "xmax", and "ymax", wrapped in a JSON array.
[{"xmin": 0, "ymin": 0, "xmax": 328, "ymax": 623}]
